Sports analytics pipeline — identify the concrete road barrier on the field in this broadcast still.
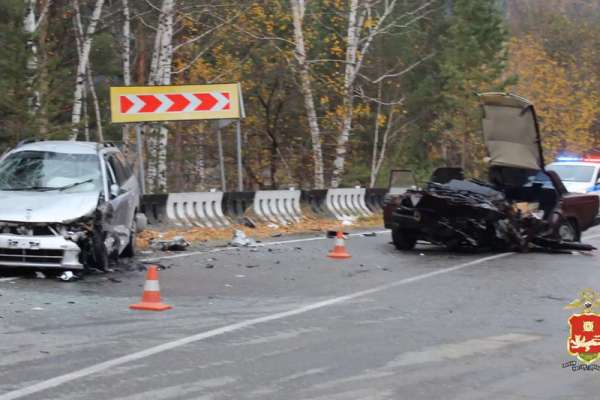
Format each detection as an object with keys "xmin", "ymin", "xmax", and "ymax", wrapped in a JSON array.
[
  {"xmin": 365, "ymin": 188, "xmax": 389, "ymax": 212},
  {"xmin": 301, "ymin": 189, "xmax": 331, "ymax": 217},
  {"xmin": 166, "ymin": 191, "xmax": 229, "ymax": 228},
  {"xmin": 140, "ymin": 194, "xmax": 168, "ymax": 224},
  {"xmin": 222, "ymin": 191, "xmax": 255, "ymax": 221},
  {"xmin": 253, "ymin": 189, "xmax": 302, "ymax": 225},
  {"xmin": 325, "ymin": 188, "xmax": 373, "ymax": 220}
]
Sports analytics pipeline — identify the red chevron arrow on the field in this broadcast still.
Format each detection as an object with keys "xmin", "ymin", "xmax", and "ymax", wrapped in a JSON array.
[
  {"xmin": 138, "ymin": 95, "xmax": 162, "ymax": 113},
  {"xmin": 119, "ymin": 91, "xmax": 232, "ymax": 114},
  {"xmin": 166, "ymin": 94, "xmax": 189, "ymax": 112},
  {"xmin": 120, "ymin": 96, "xmax": 134, "ymax": 113},
  {"xmin": 194, "ymin": 93, "xmax": 217, "ymax": 111}
]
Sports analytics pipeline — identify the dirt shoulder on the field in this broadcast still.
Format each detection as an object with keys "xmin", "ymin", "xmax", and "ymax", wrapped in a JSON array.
[{"xmin": 137, "ymin": 215, "xmax": 384, "ymax": 249}]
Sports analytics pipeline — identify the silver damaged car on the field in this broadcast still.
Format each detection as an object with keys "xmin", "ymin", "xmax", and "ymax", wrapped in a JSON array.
[{"xmin": 0, "ymin": 140, "xmax": 145, "ymax": 270}]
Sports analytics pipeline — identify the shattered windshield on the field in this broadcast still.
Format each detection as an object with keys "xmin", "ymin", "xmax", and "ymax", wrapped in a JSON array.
[
  {"xmin": 546, "ymin": 164, "xmax": 595, "ymax": 182},
  {"xmin": 0, "ymin": 150, "xmax": 102, "ymax": 192}
]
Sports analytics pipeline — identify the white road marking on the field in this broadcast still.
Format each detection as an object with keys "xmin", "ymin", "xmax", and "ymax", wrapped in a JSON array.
[
  {"xmin": 385, "ymin": 333, "xmax": 541, "ymax": 368},
  {"xmin": 0, "ymin": 252, "xmax": 512, "ymax": 400},
  {"xmin": 0, "ymin": 277, "xmax": 18, "ymax": 283},
  {"xmin": 140, "ymin": 229, "xmax": 390, "ymax": 262}
]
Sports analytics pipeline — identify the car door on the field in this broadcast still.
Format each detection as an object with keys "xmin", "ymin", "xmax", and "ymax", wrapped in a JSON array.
[{"xmin": 104, "ymin": 152, "xmax": 133, "ymax": 252}]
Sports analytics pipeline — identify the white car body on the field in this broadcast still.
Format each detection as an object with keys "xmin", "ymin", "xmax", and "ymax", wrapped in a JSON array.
[
  {"xmin": 0, "ymin": 141, "xmax": 141, "ymax": 269},
  {"xmin": 546, "ymin": 161, "xmax": 600, "ymax": 194}
]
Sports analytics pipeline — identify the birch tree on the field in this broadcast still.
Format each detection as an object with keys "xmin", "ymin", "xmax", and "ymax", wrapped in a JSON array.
[
  {"xmin": 290, "ymin": 0, "xmax": 325, "ymax": 189},
  {"xmin": 70, "ymin": 0, "xmax": 105, "ymax": 140},
  {"xmin": 146, "ymin": 0, "xmax": 175, "ymax": 193},
  {"xmin": 331, "ymin": 0, "xmax": 401, "ymax": 187},
  {"xmin": 73, "ymin": 1, "xmax": 103, "ymax": 142},
  {"xmin": 23, "ymin": 0, "xmax": 51, "ymax": 115},
  {"xmin": 121, "ymin": 0, "xmax": 132, "ymax": 150}
]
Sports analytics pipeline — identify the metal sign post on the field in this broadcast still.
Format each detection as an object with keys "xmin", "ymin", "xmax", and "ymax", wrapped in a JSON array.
[
  {"xmin": 236, "ymin": 120, "xmax": 243, "ymax": 192},
  {"xmin": 216, "ymin": 126, "xmax": 226, "ymax": 191},
  {"xmin": 135, "ymin": 124, "xmax": 146, "ymax": 194}
]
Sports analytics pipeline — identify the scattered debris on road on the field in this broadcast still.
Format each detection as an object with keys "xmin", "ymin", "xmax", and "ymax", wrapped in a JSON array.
[
  {"xmin": 59, "ymin": 271, "xmax": 77, "ymax": 281},
  {"xmin": 150, "ymin": 236, "xmax": 191, "ymax": 251},
  {"xmin": 230, "ymin": 229, "xmax": 257, "ymax": 247}
]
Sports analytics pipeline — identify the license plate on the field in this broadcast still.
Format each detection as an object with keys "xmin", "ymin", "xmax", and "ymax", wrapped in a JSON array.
[{"xmin": 7, "ymin": 238, "xmax": 41, "ymax": 249}]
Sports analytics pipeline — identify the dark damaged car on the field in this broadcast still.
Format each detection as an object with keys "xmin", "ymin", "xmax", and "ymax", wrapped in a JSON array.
[
  {"xmin": 0, "ymin": 140, "xmax": 146, "ymax": 270},
  {"xmin": 383, "ymin": 93, "xmax": 599, "ymax": 252}
]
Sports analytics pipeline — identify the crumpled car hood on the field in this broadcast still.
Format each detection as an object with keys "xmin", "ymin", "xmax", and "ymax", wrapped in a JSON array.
[
  {"xmin": 0, "ymin": 190, "xmax": 100, "ymax": 223},
  {"xmin": 478, "ymin": 92, "xmax": 544, "ymax": 171}
]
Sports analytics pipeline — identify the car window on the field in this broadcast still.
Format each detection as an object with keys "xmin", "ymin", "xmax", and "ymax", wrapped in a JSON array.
[
  {"xmin": 546, "ymin": 164, "xmax": 595, "ymax": 182},
  {"xmin": 0, "ymin": 150, "xmax": 102, "ymax": 192},
  {"xmin": 106, "ymin": 154, "xmax": 128, "ymax": 185},
  {"xmin": 114, "ymin": 152, "xmax": 133, "ymax": 179},
  {"xmin": 105, "ymin": 159, "xmax": 117, "ymax": 187}
]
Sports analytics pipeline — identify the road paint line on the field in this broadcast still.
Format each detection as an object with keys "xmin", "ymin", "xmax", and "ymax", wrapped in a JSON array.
[
  {"xmin": 0, "ymin": 251, "xmax": 512, "ymax": 400},
  {"xmin": 0, "ymin": 277, "xmax": 19, "ymax": 283},
  {"xmin": 385, "ymin": 333, "xmax": 541, "ymax": 368},
  {"xmin": 584, "ymin": 232, "xmax": 600, "ymax": 240},
  {"xmin": 140, "ymin": 229, "xmax": 390, "ymax": 262}
]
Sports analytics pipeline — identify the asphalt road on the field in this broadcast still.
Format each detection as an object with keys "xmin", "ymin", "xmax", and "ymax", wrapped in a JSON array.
[{"xmin": 2, "ymin": 227, "xmax": 600, "ymax": 400}]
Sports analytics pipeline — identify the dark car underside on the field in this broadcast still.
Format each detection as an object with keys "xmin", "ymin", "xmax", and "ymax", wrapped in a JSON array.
[{"xmin": 385, "ymin": 167, "xmax": 597, "ymax": 252}]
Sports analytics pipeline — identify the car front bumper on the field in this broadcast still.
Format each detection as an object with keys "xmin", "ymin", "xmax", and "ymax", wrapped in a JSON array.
[{"xmin": 0, "ymin": 234, "xmax": 83, "ymax": 269}]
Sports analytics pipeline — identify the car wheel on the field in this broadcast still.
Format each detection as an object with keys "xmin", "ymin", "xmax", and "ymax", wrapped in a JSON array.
[
  {"xmin": 558, "ymin": 219, "xmax": 579, "ymax": 242},
  {"xmin": 121, "ymin": 218, "xmax": 137, "ymax": 258},
  {"xmin": 92, "ymin": 233, "xmax": 110, "ymax": 271},
  {"xmin": 392, "ymin": 228, "xmax": 417, "ymax": 250}
]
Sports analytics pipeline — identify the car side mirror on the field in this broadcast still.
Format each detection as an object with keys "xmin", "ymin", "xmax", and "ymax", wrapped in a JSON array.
[{"xmin": 110, "ymin": 184, "xmax": 120, "ymax": 198}]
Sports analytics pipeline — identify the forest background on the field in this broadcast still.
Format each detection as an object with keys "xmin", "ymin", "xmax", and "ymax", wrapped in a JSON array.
[{"xmin": 1, "ymin": 0, "xmax": 599, "ymax": 193}]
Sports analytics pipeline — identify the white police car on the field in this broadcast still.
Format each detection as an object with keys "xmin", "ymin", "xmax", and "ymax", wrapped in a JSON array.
[{"xmin": 546, "ymin": 156, "xmax": 600, "ymax": 194}]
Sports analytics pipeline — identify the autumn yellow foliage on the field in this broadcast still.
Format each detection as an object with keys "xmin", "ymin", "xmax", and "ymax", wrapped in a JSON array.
[{"xmin": 507, "ymin": 35, "xmax": 600, "ymax": 158}]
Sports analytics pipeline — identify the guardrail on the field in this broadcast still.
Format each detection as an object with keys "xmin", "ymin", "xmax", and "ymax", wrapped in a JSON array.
[
  {"xmin": 325, "ymin": 188, "xmax": 372, "ymax": 220},
  {"xmin": 253, "ymin": 189, "xmax": 302, "ymax": 225},
  {"xmin": 144, "ymin": 187, "xmax": 390, "ymax": 226},
  {"xmin": 165, "ymin": 191, "xmax": 229, "ymax": 227}
]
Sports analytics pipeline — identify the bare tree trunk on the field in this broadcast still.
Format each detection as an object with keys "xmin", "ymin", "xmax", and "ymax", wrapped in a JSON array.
[
  {"xmin": 194, "ymin": 129, "xmax": 206, "ymax": 190},
  {"xmin": 72, "ymin": 1, "xmax": 102, "ymax": 142},
  {"xmin": 290, "ymin": 0, "xmax": 325, "ymax": 189},
  {"xmin": 331, "ymin": 0, "xmax": 361, "ymax": 188},
  {"xmin": 24, "ymin": 0, "xmax": 40, "ymax": 115},
  {"xmin": 370, "ymin": 83, "xmax": 383, "ymax": 188},
  {"xmin": 37, "ymin": 0, "xmax": 50, "ymax": 136},
  {"xmin": 121, "ymin": 0, "xmax": 132, "ymax": 151},
  {"xmin": 24, "ymin": 0, "xmax": 50, "ymax": 116},
  {"xmin": 86, "ymin": 66, "xmax": 103, "ymax": 142},
  {"xmin": 146, "ymin": 0, "xmax": 175, "ymax": 193},
  {"xmin": 372, "ymin": 108, "xmax": 397, "ymax": 187},
  {"xmin": 82, "ymin": 85, "xmax": 90, "ymax": 141},
  {"xmin": 70, "ymin": 0, "xmax": 105, "ymax": 140}
]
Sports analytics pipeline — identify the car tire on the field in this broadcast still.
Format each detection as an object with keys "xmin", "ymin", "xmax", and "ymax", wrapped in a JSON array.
[
  {"xmin": 121, "ymin": 218, "xmax": 137, "ymax": 258},
  {"xmin": 557, "ymin": 219, "xmax": 580, "ymax": 242},
  {"xmin": 92, "ymin": 233, "xmax": 110, "ymax": 271},
  {"xmin": 392, "ymin": 228, "xmax": 417, "ymax": 250}
]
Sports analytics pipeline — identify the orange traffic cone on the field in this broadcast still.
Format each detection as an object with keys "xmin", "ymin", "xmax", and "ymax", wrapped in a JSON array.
[
  {"xmin": 129, "ymin": 266, "xmax": 172, "ymax": 311},
  {"xmin": 328, "ymin": 231, "xmax": 351, "ymax": 259}
]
